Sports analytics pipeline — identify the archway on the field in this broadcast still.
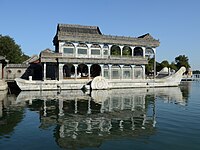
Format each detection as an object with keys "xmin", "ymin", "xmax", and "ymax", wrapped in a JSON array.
[
  {"xmin": 134, "ymin": 47, "xmax": 143, "ymax": 57},
  {"xmin": 122, "ymin": 46, "xmax": 132, "ymax": 57},
  {"xmin": 91, "ymin": 64, "xmax": 101, "ymax": 78},
  {"xmin": 111, "ymin": 45, "xmax": 121, "ymax": 56},
  {"xmin": 63, "ymin": 63, "xmax": 75, "ymax": 78}
]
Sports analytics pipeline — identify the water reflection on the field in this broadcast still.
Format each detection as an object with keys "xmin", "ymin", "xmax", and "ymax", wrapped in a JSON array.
[{"xmin": 0, "ymin": 86, "xmax": 189, "ymax": 149}]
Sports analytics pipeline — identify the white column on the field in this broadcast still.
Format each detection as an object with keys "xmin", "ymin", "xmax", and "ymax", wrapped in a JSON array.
[
  {"xmin": 119, "ymin": 65, "xmax": 124, "ymax": 80},
  {"xmin": 87, "ymin": 44, "xmax": 92, "ymax": 58},
  {"xmin": 100, "ymin": 64, "xmax": 104, "ymax": 77},
  {"xmin": 43, "ymin": 63, "xmax": 46, "ymax": 80},
  {"xmin": 74, "ymin": 64, "xmax": 78, "ymax": 80},
  {"xmin": 142, "ymin": 65, "xmax": 145, "ymax": 79},
  {"xmin": 59, "ymin": 64, "xmax": 64, "ymax": 80},
  {"xmin": 99, "ymin": 44, "xmax": 104, "ymax": 58},
  {"xmin": 131, "ymin": 46, "xmax": 135, "ymax": 57},
  {"xmin": 87, "ymin": 64, "xmax": 91, "ymax": 80},
  {"xmin": 120, "ymin": 46, "xmax": 123, "ymax": 57},
  {"xmin": 73, "ymin": 43, "xmax": 78, "ymax": 58},
  {"xmin": 108, "ymin": 44, "xmax": 112, "ymax": 57},
  {"xmin": 142, "ymin": 47, "xmax": 145, "ymax": 58},
  {"xmin": 131, "ymin": 65, "xmax": 135, "ymax": 79},
  {"xmin": 108, "ymin": 64, "xmax": 112, "ymax": 80}
]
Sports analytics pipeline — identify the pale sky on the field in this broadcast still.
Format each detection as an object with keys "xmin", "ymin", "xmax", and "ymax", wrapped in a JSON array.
[{"xmin": 1, "ymin": 0, "xmax": 200, "ymax": 70}]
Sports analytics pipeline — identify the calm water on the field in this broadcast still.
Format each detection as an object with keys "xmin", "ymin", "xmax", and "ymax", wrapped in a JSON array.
[{"xmin": 0, "ymin": 82, "xmax": 200, "ymax": 150}]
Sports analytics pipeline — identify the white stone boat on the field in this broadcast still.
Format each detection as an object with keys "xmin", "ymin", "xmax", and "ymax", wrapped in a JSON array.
[{"xmin": 15, "ymin": 67, "xmax": 185, "ymax": 91}]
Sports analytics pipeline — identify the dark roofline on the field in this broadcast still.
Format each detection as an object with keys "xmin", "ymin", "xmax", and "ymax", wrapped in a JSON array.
[{"xmin": 53, "ymin": 24, "xmax": 160, "ymax": 48}]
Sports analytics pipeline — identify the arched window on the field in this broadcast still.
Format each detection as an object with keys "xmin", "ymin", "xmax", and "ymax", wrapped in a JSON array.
[
  {"xmin": 63, "ymin": 42, "xmax": 75, "ymax": 55},
  {"xmin": 91, "ymin": 44, "xmax": 101, "ymax": 56},
  {"xmin": 134, "ymin": 47, "xmax": 143, "ymax": 57},
  {"xmin": 103, "ymin": 44, "xmax": 109, "ymax": 56},
  {"xmin": 145, "ymin": 47, "xmax": 154, "ymax": 58},
  {"xmin": 122, "ymin": 46, "xmax": 132, "ymax": 57},
  {"xmin": 91, "ymin": 64, "xmax": 101, "ymax": 77},
  {"xmin": 78, "ymin": 64, "xmax": 88, "ymax": 77},
  {"xmin": 111, "ymin": 45, "xmax": 121, "ymax": 56},
  {"xmin": 77, "ymin": 43, "xmax": 88, "ymax": 56},
  {"xmin": 63, "ymin": 63, "xmax": 75, "ymax": 78}
]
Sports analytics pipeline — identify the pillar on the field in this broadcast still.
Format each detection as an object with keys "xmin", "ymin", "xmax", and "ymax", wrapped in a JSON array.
[
  {"xmin": 73, "ymin": 43, "xmax": 78, "ymax": 58},
  {"xmin": 142, "ymin": 47, "xmax": 145, "ymax": 58},
  {"xmin": 0, "ymin": 63, "xmax": 2, "ymax": 80},
  {"xmin": 87, "ymin": 44, "xmax": 92, "ymax": 58},
  {"xmin": 87, "ymin": 64, "xmax": 91, "ymax": 80},
  {"xmin": 100, "ymin": 64, "xmax": 104, "ymax": 77},
  {"xmin": 108, "ymin": 64, "xmax": 112, "ymax": 80},
  {"xmin": 131, "ymin": 65, "xmax": 135, "ymax": 79},
  {"xmin": 120, "ymin": 46, "xmax": 123, "ymax": 57},
  {"xmin": 43, "ymin": 63, "xmax": 46, "ymax": 80},
  {"xmin": 131, "ymin": 47, "xmax": 135, "ymax": 57},
  {"xmin": 59, "ymin": 64, "xmax": 64, "ymax": 80},
  {"xmin": 142, "ymin": 65, "xmax": 145, "ymax": 79},
  {"xmin": 119, "ymin": 65, "xmax": 124, "ymax": 79},
  {"xmin": 74, "ymin": 64, "xmax": 78, "ymax": 80}
]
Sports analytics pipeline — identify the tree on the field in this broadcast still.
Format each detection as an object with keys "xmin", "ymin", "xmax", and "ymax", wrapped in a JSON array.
[
  {"xmin": 175, "ymin": 55, "xmax": 190, "ymax": 70},
  {"xmin": 0, "ymin": 34, "xmax": 29, "ymax": 63},
  {"xmin": 145, "ymin": 58, "xmax": 154, "ymax": 75},
  {"xmin": 160, "ymin": 60, "xmax": 170, "ymax": 68},
  {"xmin": 169, "ymin": 62, "xmax": 178, "ymax": 71}
]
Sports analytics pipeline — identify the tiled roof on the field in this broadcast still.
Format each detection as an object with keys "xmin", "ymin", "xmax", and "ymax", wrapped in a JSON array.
[{"xmin": 53, "ymin": 24, "xmax": 160, "ymax": 48}]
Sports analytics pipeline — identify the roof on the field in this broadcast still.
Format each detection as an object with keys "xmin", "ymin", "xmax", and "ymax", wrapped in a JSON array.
[
  {"xmin": 53, "ymin": 24, "xmax": 160, "ymax": 48},
  {"xmin": 23, "ymin": 55, "xmax": 39, "ymax": 64},
  {"xmin": 57, "ymin": 24, "xmax": 102, "ymax": 35}
]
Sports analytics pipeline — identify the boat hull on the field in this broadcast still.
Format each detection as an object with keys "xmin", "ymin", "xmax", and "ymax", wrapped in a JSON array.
[{"xmin": 15, "ymin": 67, "xmax": 186, "ymax": 91}]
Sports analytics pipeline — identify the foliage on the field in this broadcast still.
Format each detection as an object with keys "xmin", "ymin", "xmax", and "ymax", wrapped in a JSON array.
[
  {"xmin": 169, "ymin": 62, "xmax": 178, "ymax": 71},
  {"xmin": 175, "ymin": 55, "xmax": 190, "ymax": 70},
  {"xmin": 160, "ymin": 60, "xmax": 170, "ymax": 68},
  {"xmin": 145, "ymin": 58, "xmax": 154, "ymax": 75},
  {"xmin": 0, "ymin": 34, "xmax": 29, "ymax": 63}
]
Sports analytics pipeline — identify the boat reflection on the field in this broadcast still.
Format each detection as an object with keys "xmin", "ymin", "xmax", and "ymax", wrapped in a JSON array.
[
  {"xmin": 14, "ymin": 87, "xmax": 185, "ymax": 149},
  {"xmin": 0, "ymin": 86, "xmax": 188, "ymax": 149}
]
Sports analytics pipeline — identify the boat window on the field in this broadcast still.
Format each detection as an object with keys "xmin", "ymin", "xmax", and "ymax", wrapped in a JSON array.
[
  {"xmin": 103, "ymin": 49, "xmax": 108, "ymax": 55},
  {"xmin": 63, "ymin": 48, "xmax": 74, "ymax": 54},
  {"xmin": 91, "ymin": 49, "xmax": 100, "ymax": 55},
  {"xmin": 78, "ymin": 48, "xmax": 87, "ymax": 55}
]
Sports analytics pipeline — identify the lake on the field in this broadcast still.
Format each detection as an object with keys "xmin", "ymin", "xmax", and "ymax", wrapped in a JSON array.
[{"xmin": 0, "ymin": 82, "xmax": 200, "ymax": 150}]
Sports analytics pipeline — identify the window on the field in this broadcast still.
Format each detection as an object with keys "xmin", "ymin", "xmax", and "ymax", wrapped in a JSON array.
[
  {"xmin": 91, "ymin": 49, "xmax": 100, "ymax": 55},
  {"xmin": 123, "ymin": 70, "xmax": 131, "ymax": 79},
  {"xmin": 63, "ymin": 48, "xmax": 74, "ymax": 54},
  {"xmin": 103, "ymin": 49, "xmax": 108, "ymax": 55},
  {"xmin": 78, "ymin": 48, "xmax": 87, "ymax": 55},
  {"xmin": 112, "ymin": 70, "xmax": 120, "ymax": 79},
  {"xmin": 104, "ymin": 70, "xmax": 109, "ymax": 79}
]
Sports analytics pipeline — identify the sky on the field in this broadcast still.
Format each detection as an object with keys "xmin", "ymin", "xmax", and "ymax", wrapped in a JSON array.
[{"xmin": 1, "ymin": 0, "xmax": 200, "ymax": 70}]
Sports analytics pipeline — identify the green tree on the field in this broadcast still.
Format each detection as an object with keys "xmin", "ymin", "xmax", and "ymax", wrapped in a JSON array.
[
  {"xmin": 175, "ymin": 55, "xmax": 190, "ymax": 70},
  {"xmin": 160, "ymin": 60, "xmax": 170, "ymax": 68},
  {"xmin": 169, "ymin": 61, "xmax": 178, "ymax": 71},
  {"xmin": 145, "ymin": 58, "xmax": 154, "ymax": 75},
  {"xmin": 0, "ymin": 34, "xmax": 29, "ymax": 63}
]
